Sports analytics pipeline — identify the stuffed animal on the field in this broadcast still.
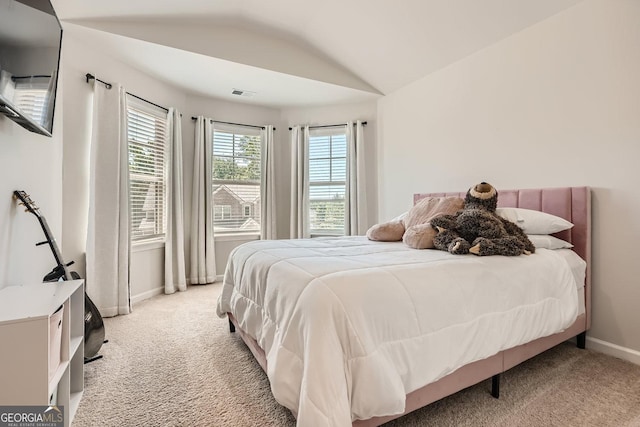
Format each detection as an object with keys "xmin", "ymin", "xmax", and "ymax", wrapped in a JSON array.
[
  {"xmin": 430, "ymin": 182, "xmax": 536, "ymax": 256},
  {"xmin": 367, "ymin": 196, "xmax": 464, "ymax": 249}
]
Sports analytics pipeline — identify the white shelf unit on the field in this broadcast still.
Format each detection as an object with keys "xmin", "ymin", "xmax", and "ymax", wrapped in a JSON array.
[{"xmin": 0, "ymin": 280, "xmax": 84, "ymax": 427}]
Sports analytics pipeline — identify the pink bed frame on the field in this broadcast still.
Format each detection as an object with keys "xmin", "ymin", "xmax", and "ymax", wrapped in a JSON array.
[{"xmin": 227, "ymin": 186, "xmax": 591, "ymax": 426}]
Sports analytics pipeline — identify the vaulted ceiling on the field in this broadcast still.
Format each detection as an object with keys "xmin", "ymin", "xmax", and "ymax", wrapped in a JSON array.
[{"xmin": 51, "ymin": 0, "xmax": 583, "ymax": 108}]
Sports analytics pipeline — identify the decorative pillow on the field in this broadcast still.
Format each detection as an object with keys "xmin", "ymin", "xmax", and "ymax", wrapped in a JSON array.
[
  {"xmin": 404, "ymin": 196, "xmax": 464, "ymax": 229},
  {"xmin": 527, "ymin": 235, "xmax": 574, "ymax": 250},
  {"xmin": 495, "ymin": 207, "xmax": 573, "ymax": 234},
  {"xmin": 366, "ymin": 211, "xmax": 410, "ymax": 241},
  {"xmin": 366, "ymin": 196, "xmax": 464, "ymax": 248},
  {"xmin": 366, "ymin": 219, "xmax": 405, "ymax": 241},
  {"xmin": 402, "ymin": 196, "xmax": 464, "ymax": 249}
]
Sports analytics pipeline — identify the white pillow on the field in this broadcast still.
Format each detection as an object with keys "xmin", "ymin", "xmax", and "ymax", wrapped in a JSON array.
[
  {"xmin": 496, "ymin": 207, "xmax": 574, "ymax": 234},
  {"xmin": 527, "ymin": 235, "xmax": 574, "ymax": 250}
]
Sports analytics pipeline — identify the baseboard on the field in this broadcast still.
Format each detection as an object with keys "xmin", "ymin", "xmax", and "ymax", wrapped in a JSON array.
[
  {"xmin": 586, "ymin": 336, "xmax": 640, "ymax": 366},
  {"xmin": 216, "ymin": 274, "xmax": 224, "ymax": 282},
  {"xmin": 131, "ymin": 287, "xmax": 164, "ymax": 306}
]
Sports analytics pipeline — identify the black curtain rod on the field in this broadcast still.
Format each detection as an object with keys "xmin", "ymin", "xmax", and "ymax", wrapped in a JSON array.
[
  {"xmin": 190, "ymin": 117, "xmax": 275, "ymax": 131},
  {"xmin": 85, "ymin": 73, "xmax": 112, "ymax": 89},
  {"xmin": 85, "ymin": 73, "xmax": 169, "ymax": 113},
  {"xmin": 127, "ymin": 92, "xmax": 168, "ymax": 113},
  {"xmin": 288, "ymin": 121, "xmax": 367, "ymax": 131}
]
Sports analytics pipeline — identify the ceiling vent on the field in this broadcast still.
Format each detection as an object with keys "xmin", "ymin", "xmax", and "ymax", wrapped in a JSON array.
[{"xmin": 231, "ymin": 88, "xmax": 256, "ymax": 97}]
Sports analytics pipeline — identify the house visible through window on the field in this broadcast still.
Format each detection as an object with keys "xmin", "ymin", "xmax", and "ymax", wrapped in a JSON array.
[
  {"xmin": 212, "ymin": 124, "xmax": 261, "ymax": 234},
  {"xmin": 126, "ymin": 96, "xmax": 168, "ymax": 242},
  {"xmin": 308, "ymin": 128, "xmax": 347, "ymax": 236}
]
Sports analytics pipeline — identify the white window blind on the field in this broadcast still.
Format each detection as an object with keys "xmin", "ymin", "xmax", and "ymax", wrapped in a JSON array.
[
  {"xmin": 308, "ymin": 128, "xmax": 347, "ymax": 236},
  {"xmin": 13, "ymin": 77, "xmax": 49, "ymax": 126},
  {"xmin": 212, "ymin": 124, "xmax": 262, "ymax": 234},
  {"xmin": 126, "ymin": 96, "xmax": 168, "ymax": 242}
]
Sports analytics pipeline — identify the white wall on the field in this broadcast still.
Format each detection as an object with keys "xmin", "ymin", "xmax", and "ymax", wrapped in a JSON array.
[
  {"xmin": 61, "ymin": 24, "xmax": 188, "ymax": 302},
  {"xmin": 61, "ymin": 25, "xmax": 372, "ymax": 300},
  {"xmin": 377, "ymin": 0, "xmax": 640, "ymax": 354},
  {"xmin": 63, "ymin": 23, "xmax": 279, "ymax": 303},
  {"xmin": 0, "ymin": 80, "xmax": 63, "ymax": 289}
]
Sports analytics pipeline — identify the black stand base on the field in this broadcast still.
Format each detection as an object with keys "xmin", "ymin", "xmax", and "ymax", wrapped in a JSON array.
[
  {"xmin": 229, "ymin": 318, "xmax": 236, "ymax": 333},
  {"xmin": 577, "ymin": 332, "xmax": 586, "ymax": 349},
  {"xmin": 491, "ymin": 374, "xmax": 500, "ymax": 399},
  {"xmin": 84, "ymin": 340, "xmax": 108, "ymax": 364},
  {"xmin": 84, "ymin": 355, "xmax": 103, "ymax": 364}
]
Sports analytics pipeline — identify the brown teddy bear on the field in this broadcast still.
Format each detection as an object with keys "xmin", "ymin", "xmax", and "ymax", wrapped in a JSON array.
[
  {"xmin": 431, "ymin": 182, "xmax": 536, "ymax": 256},
  {"xmin": 367, "ymin": 196, "xmax": 464, "ymax": 249}
]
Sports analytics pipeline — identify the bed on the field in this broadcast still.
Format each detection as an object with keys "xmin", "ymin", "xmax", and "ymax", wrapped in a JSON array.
[{"xmin": 216, "ymin": 186, "xmax": 591, "ymax": 426}]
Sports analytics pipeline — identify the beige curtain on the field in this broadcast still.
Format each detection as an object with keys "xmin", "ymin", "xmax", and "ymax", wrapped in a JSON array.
[
  {"xmin": 345, "ymin": 120, "xmax": 368, "ymax": 235},
  {"xmin": 86, "ymin": 81, "xmax": 131, "ymax": 316},
  {"xmin": 165, "ymin": 108, "xmax": 187, "ymax": 293},
  {"xmin": 260, "ymin": 125, "xmax": 277, "ymax": 240},
  {"xmin": 190, "ymin": 116, "xmax": 216, "ymax": 284},
  {"xmin": 290, "ymin": 125, "xmax": 310, "ymax": 238}
]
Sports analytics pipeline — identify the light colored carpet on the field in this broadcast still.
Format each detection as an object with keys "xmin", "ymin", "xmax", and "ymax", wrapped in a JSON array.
[{"xmin": 73, "ymin": 284, "xmax": 640, "ymax": 427}]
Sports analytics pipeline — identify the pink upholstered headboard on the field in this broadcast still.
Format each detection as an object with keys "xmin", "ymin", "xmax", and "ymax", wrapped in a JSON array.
[
  {"xmin": 414, "ymin": 187, "xmax": 590, "ymax": 261},
  {"xmin": 414, "ymin": 187, "xmax": 592, "ymax": 328}
]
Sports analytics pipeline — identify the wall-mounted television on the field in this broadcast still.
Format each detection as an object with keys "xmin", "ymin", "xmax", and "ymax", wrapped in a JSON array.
[{"xmin": 0, "ymin": 0, "xmax": 62, "ymax": 137}]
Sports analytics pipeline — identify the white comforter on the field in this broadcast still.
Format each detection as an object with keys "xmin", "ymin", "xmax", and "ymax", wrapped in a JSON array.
[{"xmin": 216, "ymin": 237, "xmax": 580, "ymax": 426}]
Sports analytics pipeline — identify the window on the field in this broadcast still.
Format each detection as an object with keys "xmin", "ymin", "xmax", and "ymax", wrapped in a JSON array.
[
  {"xmin": 212, "ymin": 124, "xmax": 261, "ymax": 234},
  {"xmin": 308, "ymin": 128, "xmax": 347, "ymax": 236},
  {"xmin": 126, "ymin": 96, "xmax": 168, "ymax": 242},
  {"xmin": 214, "ymin": 205, "xmax": 231, "ymax": 221}
]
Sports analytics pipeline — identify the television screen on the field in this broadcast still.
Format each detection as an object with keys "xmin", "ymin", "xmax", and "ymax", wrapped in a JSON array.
[{"xmin": 0, "ymin": 0, "xmax": 62, "ymax": 137}]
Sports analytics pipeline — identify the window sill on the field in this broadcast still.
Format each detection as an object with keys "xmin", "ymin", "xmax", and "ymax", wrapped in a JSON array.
[
  {"xmin": 215, "ymin": 233, "xmax": 260, "ymax": 243},
  {"xmin": 132, "ymin": 239, "xmax": 165, "ymax": 252}
]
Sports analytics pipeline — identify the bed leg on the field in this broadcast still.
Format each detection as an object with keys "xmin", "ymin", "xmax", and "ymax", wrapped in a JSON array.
[
  {"xmin": 228, "ymin": 318, "xmax": 236, "ymax": 333},
  {"xmin": 577, "ymin": 332, "xmax": 586, "ymax": 349},
  {"xmin": 491, "ymin": 374, "xmax": 500, "ymax": 399}
]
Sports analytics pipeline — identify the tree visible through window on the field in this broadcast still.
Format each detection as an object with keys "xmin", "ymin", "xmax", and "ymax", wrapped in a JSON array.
[
  {"xmin": 212, "ymin": 125, "xmax": 261, "ymax": 234},
  {"xmin": 308, "ymin": 129, "xmax": 347, "ymax": 236}
]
